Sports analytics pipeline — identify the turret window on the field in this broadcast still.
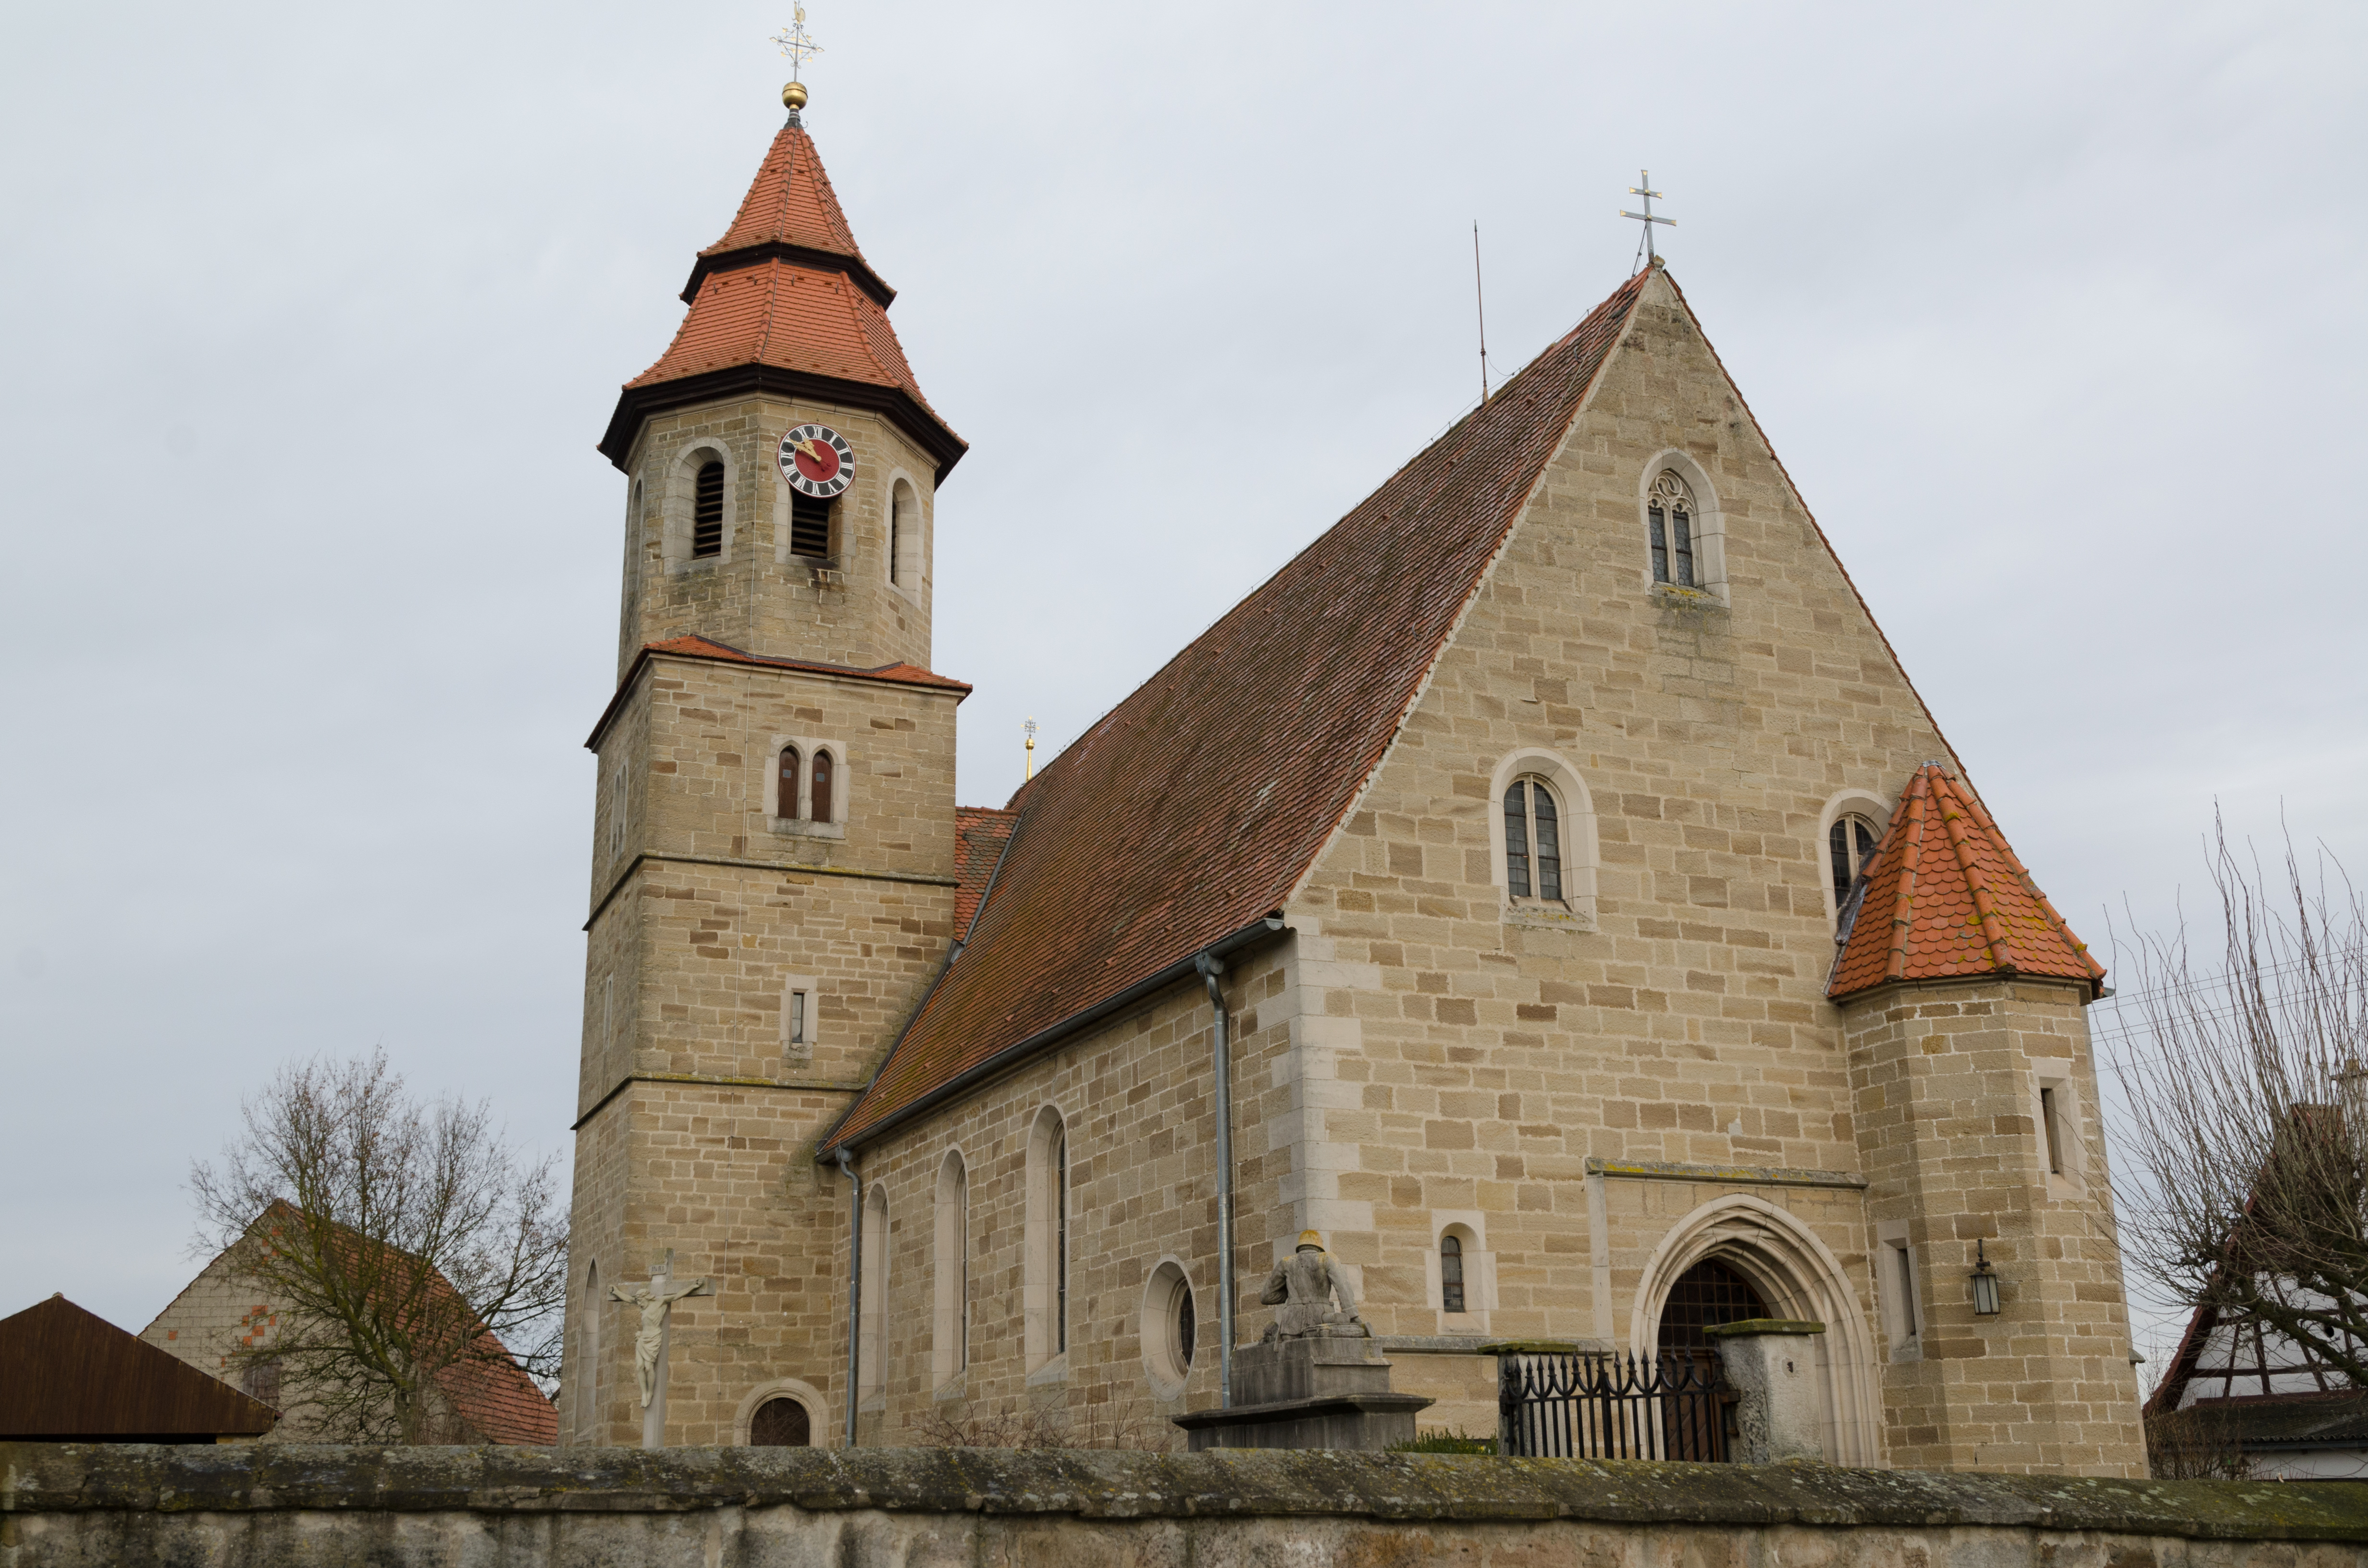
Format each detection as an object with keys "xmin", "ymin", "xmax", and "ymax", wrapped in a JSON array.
[
  {"xmin": 790, "ymin": 494, "xmax": 831, "ymax": 560},
  {"xmin": 692, "ymin": 461, "xmax": 725, "ymax": 558},
  {"xmin": 1503, "ymin": 778, "xmax": 1564, "ymax": 902},
  {"xmin": 1441, "ymin": 1234, "xmax": 1466, "ymax": 1313},
  {"xmin": 1647, "ymin": 469, "xmax": 1695, "ymax": 587}
]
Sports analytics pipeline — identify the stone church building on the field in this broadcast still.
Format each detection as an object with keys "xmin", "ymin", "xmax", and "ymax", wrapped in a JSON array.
[{"xmin": 559, "ymin": 84, "xmax": 2148, "ymax": 1475}]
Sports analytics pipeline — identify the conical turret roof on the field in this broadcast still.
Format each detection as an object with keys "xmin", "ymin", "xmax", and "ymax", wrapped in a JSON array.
[
  {"xmin": 1827, "ymin": 764, "xmax": 2105, "ymax": 1001},
  {"xmin": 599, "ymin": 109, "xmax": 964, "ymax": 478}
]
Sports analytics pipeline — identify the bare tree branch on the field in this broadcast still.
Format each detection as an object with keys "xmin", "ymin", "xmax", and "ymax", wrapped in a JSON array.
[
  {"xmin": 2109, "ymin": 812, "xmax": 2368, "ymax": 1386},
  {"xmin": 189, "ymin": 1050, "xmax": 567, "ymax": 1444}
]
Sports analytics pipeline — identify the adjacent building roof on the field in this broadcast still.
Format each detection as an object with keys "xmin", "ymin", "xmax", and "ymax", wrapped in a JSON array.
[
  {"xmin": 823, "ymin": 269, "xmax": 1653, "ymax": 1152},
  {"xmin": 1827, "ymin": 763, "xmax": 2104, "ymax": 1001},
  {"xmin": 1, "ymin": 1295, "xmax": 275, "ymax": 1441},
  {"xmin": 599, "ymin": 115, "xmax": 965, "ymax": 479}
]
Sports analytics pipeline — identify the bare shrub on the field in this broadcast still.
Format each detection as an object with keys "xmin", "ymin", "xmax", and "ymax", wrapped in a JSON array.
[{"xmin": 189, "ymin": 1049, "xmax": 567, "ymax": 1443}]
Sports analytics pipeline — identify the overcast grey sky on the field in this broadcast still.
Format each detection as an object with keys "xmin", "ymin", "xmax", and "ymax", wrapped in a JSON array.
[{"xmin": 3, "ymin": 2, "xmax": 2362, "ymax": 1354}]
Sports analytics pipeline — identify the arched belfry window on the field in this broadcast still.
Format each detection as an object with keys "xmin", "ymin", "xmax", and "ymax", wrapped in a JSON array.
[
  {"xmin": 777, "ymin": 747, "xmax": 801, "ymax": 820},
  {"xmin": 811, "ymin": 750, "xmax": 834, "ymax": 824},
  {"xmin": 1503, "ymin": 778, "xmax": 1563, "ymax": 902},
  {"xmin": 1829, "ymin": 814, "xmax": 1879, "ymax": 908},
  {"xmin": 692, "ymin": 461, "xmax": 725, "ymax": 559},
  {"xmin": 1647, "ymin": 469, "xmax": 1695, "ymax": 587}
]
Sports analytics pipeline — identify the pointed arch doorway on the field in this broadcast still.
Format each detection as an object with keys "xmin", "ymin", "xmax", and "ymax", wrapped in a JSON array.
[{"xmin": 1629, "ymin": 1193, "xmax": 1883, "ymax": 1467}]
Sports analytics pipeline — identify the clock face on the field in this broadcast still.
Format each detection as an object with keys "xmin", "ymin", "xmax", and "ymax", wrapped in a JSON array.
[{"xmin": 777, "ymin": 423, "xmax": 856, "ymax": 498}]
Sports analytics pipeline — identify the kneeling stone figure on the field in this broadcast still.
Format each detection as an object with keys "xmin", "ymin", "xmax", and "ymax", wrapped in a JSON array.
[{"xmin": 1258, "ymin": 1230, "xmax": 1370, "ymax": 1341}]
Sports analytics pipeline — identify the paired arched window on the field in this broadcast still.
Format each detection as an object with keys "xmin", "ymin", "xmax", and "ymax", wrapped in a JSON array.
[
  {"xmin": 1503, "ymin": 778, "xmax": 1564, "ymax": 902},
  {"xmin": 1647, "ymin": 469, "xmax": 1695, "ymax": 587},
  {"xmin": 772, "ymin": 744, "xmax": 844, "ymax": 827},
  {"xmin": 811, "ymin": 750, "xmax": 834, "ymax": 823},
  {"xmin": 1024, "ymin": 1108, "xmax": 1070, "ymax": 1369},
  {"xmin": 1828, "ymin": 813, "xmax": 1879, "ymax": 908},
  {"xmin": 692, "ymin": 461, "xmax": 725, "ymax": 559},
  {"xmin": 1441, "ymin": 1235, "xmax": 1466, "ymax": 1314}
]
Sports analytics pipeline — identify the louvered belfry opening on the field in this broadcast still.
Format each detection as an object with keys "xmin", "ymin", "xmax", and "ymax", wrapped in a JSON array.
[
  {"xmin": 790, "ymin": 494, "xmax": 831, "ymax": 560},
  {"xmin": 692, "ymin": 461, "xmax": 725, "ymax": 557}
]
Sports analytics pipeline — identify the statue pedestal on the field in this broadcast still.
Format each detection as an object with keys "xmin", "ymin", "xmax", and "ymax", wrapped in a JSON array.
[{"xmin": 1171, "ymin": 1337, "xmax": 1433, "ymax": 1452}]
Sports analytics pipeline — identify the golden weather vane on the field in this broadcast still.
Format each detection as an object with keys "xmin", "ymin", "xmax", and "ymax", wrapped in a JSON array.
[
  {"xmin": 771, "ymin": 6, "xmax": 824, "ymax": 116},
  {"xmin": 772, "ymin": 7, "xmax": 824, "ymax": 81}
]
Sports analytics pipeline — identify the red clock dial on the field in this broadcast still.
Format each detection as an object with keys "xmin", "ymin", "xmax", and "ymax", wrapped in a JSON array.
[{"xmin": 777, "ymin": 424, "xmax": 855, "ymax": 498}]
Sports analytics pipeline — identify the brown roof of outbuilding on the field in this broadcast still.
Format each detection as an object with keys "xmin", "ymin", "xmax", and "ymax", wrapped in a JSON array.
[
  {"xmin": 1827, "ymin": 764, "xmax": 2104, "ymax": 1001},
  {"xmin": 823, "ymin": 270, "xmax": 1653, "ymax": 1152},
  {"xmin": 1, "ymin": 1295, "xmax": 275, "ymax": 1440}
]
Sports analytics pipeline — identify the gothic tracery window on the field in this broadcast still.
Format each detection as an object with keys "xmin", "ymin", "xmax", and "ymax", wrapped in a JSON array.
[
  {"xmin": 1647, "ymin": 469, "xmax": 1695, "ymax": 587},
  {"xmin": 1503, "ymin": 778, "xmax": 1564, "ymax": 902}
]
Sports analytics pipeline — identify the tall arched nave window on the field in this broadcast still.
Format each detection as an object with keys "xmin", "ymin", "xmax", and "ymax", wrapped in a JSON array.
[{"xmin": 1503, "ymin": 778, "xmax": 1564, "ymax": 902}]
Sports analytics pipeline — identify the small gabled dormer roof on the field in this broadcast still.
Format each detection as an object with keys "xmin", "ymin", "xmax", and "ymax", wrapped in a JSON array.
[
  {"xmin": 599, "ymin": 101, "xmax": 965, "ymax": 480},
  {"xmin": 1828, "ymin": 763, "xmax": 2104, "ymax": 1002}
]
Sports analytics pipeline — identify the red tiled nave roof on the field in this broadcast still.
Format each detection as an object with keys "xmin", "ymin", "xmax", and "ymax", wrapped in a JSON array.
[
  {"xmin": 953, "ymin": 808, "xmax": 1018, "ymax": 935},
  {"xmin": 823, "ymin": 270, "xmax": 1653, "ymax": 1151},
  {"xmin": 1827, "ymin": 763, "xmax": 2104, "ymax": 1001}
]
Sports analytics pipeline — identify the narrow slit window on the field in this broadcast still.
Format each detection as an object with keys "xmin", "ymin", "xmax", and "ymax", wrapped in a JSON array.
[
  {"xmin": 1647, "ymin": 469, "xmax": 1696, "ymax": 587},
  {"xmin": 777, "ymin": 747, "xmax": 801, "ymax": 820},
  {"xmin": 692, "ymin": 461, "xmax": 725, "ymax": 558},
  {"xmin": 1054, "ymin": 1127, "xmax": 1068, "ymax": 1354},
  {"xmin": 790, "ymin": 494, "xmax": 831, "ymax": 560},
  {"xmin": 1441, "ymin": 1235, "xmax": 1466, "ymax": 1314},
  {"xmin": 1503, "ymin": 779, "xmax": 1564, "ymax": 902},
  {"xmin": 2040, "ymin": 1086, "xmax": 2065, "ymax": 1174},
  {"xmin": 811, "ymin": 750, "xmax": 834, "ymax": 823},
  {"xmin": 1894, "ymin": 1244, "xmax": 1919, "ymax": 1339},
  {"xmin": 1829, "ymin": 814, "xmax": 1879, "ymax": 908},
  {"xmin": 787, "ymin": 989, "xmax": 808, "ymax": 1048},
  {"xmin": 889, "ymin": 497, "xmax": 903, "ymax": 586}
]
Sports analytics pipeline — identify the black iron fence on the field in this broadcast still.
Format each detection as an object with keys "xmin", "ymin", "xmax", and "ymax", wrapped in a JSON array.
[{"xmin": 1496, "ymin": 1348, "xmax": 1734, "ymax": 1460}]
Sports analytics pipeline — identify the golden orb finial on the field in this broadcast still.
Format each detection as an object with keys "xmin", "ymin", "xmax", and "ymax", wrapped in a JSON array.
[{"xmin": 782, "ymin": 80, "xmax": 809, "ymax": 112}]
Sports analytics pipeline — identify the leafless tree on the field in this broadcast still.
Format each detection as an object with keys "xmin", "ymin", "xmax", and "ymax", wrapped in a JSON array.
[
  {"xmin": 2110, "ymin": 816, "xmax": 2368, "ymax": 1385},
  {"xmin": 190, "ymin": 1049, "xmax": 568, "ymax": 1443}
]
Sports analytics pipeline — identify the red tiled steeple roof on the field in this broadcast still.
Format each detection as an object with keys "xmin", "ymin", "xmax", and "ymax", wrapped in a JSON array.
[
  {"xmin": 823, "ymin": 270, "xmax": 1653, "ymax": 1152},
  {"xmin": 1828, "ymin": 764, "xmax": 2105, "ymax": 1002},
  {"xmin": 586, "ymin": 635, "xmax": 969, "ymax": 751},
  {"xmin": 599, "ymin": 114, "xmax": 964, "ymax": 479}
]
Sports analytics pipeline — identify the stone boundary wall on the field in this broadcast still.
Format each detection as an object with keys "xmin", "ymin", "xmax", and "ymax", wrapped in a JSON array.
[{"xmin": 6, "ymin": 1444, "xmax": 2367, "ymax": 1568}]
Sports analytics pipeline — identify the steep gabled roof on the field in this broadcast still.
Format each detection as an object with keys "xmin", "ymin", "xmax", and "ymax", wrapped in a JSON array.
[
  {"xmin": 1828, "ymin": 763, "xmax": 2104, "ymax": 1001},
  {"xmin": 824, "ymin": 270, "xmax": 1652, "ymax": 1152},
  {"xmin": 599, "ymin": 114, "xmax": 964, "ymax": 479},
  {"xmin": 2, "ymin": 1295, "xmax": 276, "ymax": 1439}
]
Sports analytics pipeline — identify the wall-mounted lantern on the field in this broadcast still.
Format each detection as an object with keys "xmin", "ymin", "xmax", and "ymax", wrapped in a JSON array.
[{"xmin": 1969, "ymin": 1239, "xmax": 2001, "ymax": 1317}]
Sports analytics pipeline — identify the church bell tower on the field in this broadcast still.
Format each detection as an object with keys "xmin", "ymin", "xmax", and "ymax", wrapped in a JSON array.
[{"xmin": 560, "ymin": 76, "xmax": 969, "ymax": 1449}]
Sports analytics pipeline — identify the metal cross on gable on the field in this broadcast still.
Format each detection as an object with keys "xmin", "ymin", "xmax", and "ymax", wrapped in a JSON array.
[
  {"xmin": 772, "ymin": 5, "xmax": 824, "ymax": 81},
  {"xmin": 1620, "ymin": 170, "xmax": 1674, "ymax": 266}
]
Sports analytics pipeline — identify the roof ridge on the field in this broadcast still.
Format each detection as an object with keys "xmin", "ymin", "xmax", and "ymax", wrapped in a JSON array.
[{"xmin": 824, "ymin": 267, "xmax": 1653, "ymax": 1153}]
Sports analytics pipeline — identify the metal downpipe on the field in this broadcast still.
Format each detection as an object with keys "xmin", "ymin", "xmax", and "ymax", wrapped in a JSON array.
[
  {"xmin": 837, "ymin": 1149, "xmax": 862, "ymax": 1447},
  {"xmin": 1197, "ymin": 951, "xmax": 1235, "ymax": 1408}
]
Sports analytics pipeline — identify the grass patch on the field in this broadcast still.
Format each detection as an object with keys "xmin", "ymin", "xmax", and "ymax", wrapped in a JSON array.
[{"xmin": 1390, "ymin": 1428, "xmax": 1498, "ymax": 1455}]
